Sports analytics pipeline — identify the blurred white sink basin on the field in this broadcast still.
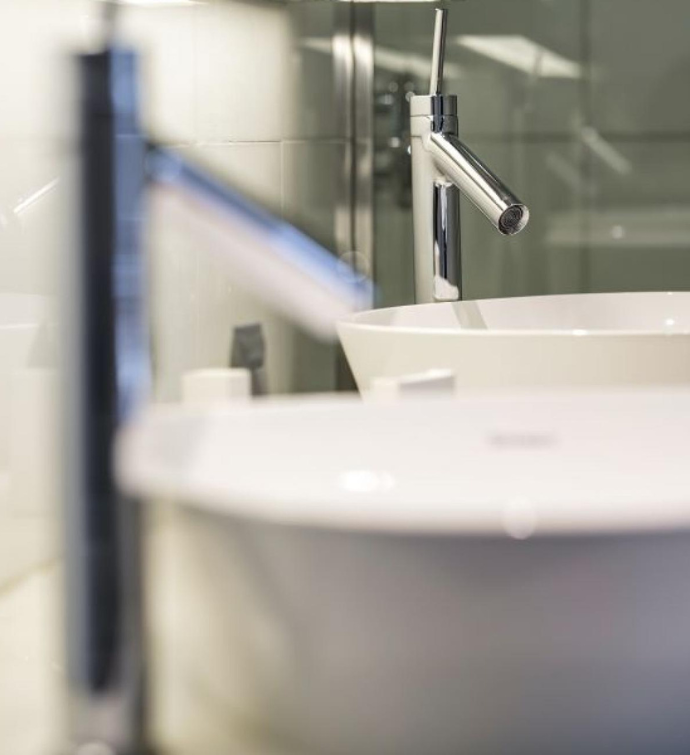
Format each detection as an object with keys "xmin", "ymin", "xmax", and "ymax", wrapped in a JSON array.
[
  {"xmin": 120, "ymin": 391, "xmax": 690, "ymax": 755},
  {"xmin": 338, "ymin": 291, "xmax": 690, "ymax": 392}
]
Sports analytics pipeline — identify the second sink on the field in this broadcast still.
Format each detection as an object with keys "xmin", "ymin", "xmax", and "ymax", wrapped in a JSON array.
[{"xmin": 339, "ymin": 291, "xmax": 690, "ymax": 393}]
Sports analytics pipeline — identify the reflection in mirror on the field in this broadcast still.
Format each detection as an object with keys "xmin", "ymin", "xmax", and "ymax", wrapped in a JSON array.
[{"xmin": 373, "ymin": 1, "xmax": 690, "ymax": 306}]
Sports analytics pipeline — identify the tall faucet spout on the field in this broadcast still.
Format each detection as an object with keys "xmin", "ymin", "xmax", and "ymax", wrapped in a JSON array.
[
  {"xmin": 427, "ymin": 132, "xmax": 529, "ymax": 236},
  {"xmin": 409, "ymin": 7, "xmax": 530, "ymax": 304}
]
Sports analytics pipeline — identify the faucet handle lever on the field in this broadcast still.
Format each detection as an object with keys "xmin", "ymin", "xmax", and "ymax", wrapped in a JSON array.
[{"xmin": 429, "ymin": 8, "xmax": 448, "ymax": 95}]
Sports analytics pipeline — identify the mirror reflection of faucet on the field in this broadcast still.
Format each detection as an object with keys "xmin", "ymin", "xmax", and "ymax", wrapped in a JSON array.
[
  {"xmin": 375, "ymin": 75, "xmax": 417, "ymax": 209},
  {"xmin": 411, "ymin": 8, "xmax": 530, "ymax": 303}
]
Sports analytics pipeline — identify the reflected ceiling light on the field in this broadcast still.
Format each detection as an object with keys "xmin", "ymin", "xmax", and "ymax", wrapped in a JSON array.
[
  {"xmin": 579, "ymin": 126, "xmax": 632, "ymax": 175},
  {"xmin": 544, "ymin": 152, "xmax": 595, "ymax": 198},
  {"xmin": 502, "ymin": 497, "xmax": 537, "ymax": 540},
  {"xmin": 455, "ymin": 35, "xmax": 581, "ymax": 79},
  {"xmin": 375, "ymin": 47, "xmax": 463, "ymax": 80},
  {"xmin": 338, "ymin": 469, "xmax": 396, "ymax": 495},
  {"xmin": 547, "ymin": 207, "xmax": 690, "ymax": 250},
  {"xmin": 302, "ymin": 38, "xmax": 463, "ymax": 81},
  {"xmin": 13, "ymin": 179, "xmax": 59, "ymax": 217}
]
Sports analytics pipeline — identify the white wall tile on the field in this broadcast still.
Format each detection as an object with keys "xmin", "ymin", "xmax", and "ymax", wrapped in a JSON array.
[
  {"xmin": 0, "ymin": 142, "xmax": 72, "ymax": 295},
  {"xmin": 282, "ymin": 140, "xmax": 345, "ymax": 250},
  {"xmin": 0, "ymin": 0, "xmax": 342, "ymax": 407},
  {"xmin": 149, "ymin": 188, "xmax": 200, "ymax": 401},
  {"xmin": 590, "ymin": 0, "xmax": 690, "ymax": 135},
  {"xmin": 197, "ymin": 262, "xmax": 297, "ymax": 396},
  {"xmin": 190, "ymin": 144, "xmax": 296, "ymax": 395},
  {"xmin": 0, "ymin": 0, "xmax": 93, "ymax": 141},
  {"xmin": 118, "ymin": 4, "xmax": 198, "ymax": 143},
  {"xmin": 283, "ymin": 3, "xmax": 346, "ymax": 141},
  {"xmin": 0, "ymin": 0, "xmax": 344, "ymax": 607},
  {"xmin": 151, "ymin": 143, "xmax": 300, "ymax": 397},
  {"xmin": 0, "ymin": 567, "xmax": 63, "ymax": 755},
  {"xmin": 184, "ymin": 142, "xmax": 282, "ymax": 208},
  {"xmin": 586, "ymin": 140, "xmax": 690, "ymax": 292},
  {"xmin": 196, "ymin": 0, "xmax": 290, "ymax": 143}
]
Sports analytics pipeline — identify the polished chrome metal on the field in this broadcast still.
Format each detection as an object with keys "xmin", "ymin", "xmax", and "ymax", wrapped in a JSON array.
[
  {"xmin": 410, "ymin": 8, "xmax": 529, "ymax": 303},
  {"xmin": 333, "ymin": 4, "xmax": 355, "ymax": 261},
  {"xmin": 353, "ymin": 4, "xmax": 375, "ymax": 277},
  {"xmin": 374, "ymin": 73, "xmax": 415, "ymax": 209},
  {"xmin": 331, "ymin": 3, "xmax": 374, "ymax": 276},
  {"xmin": 432, "ymin": 181, "xmax": 461, "ymax": 300},
  {"xmin": 332, "ymin": 3, "xmax": 374, "ymax": 390},
  {"xmin": 426, "ymin": 132, "xmax": 530, "ymax": 236}
]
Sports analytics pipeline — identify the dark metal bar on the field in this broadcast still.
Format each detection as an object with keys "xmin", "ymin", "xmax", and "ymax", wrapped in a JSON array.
[
  {"xmin": 64, "ymin": 34, "xmax": 373, "ymax": 755},
  {"xmin": 64, "ymin": 47, "xmax": 150, "ymax": 755}
]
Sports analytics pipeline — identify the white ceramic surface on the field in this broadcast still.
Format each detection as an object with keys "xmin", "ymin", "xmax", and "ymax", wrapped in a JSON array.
[
  {"xmin": 9, "ymin": 369, "xmax": 58, "ymax": 515},
  {"xmin": 120, "ymin": 391, "xmax": 690, "ymax": 755},
  {"xmin": 0, "ymin": 295, "xmax": 53, "ymax": 468},
  {"xmin": 338, "ymin": 291, "xmax": 690, "ymax": 392},
  {"xmin": 181, "ymin": 368, "xmax": 251, "ymax": 407},
  {"xmin": 0, "ymin": 566, "xmax": 63, "ymax": 755}
]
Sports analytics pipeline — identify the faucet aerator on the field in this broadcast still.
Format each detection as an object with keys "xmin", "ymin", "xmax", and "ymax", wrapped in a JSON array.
[{"xmin": 499, "ymin": 205, "xmax": 529, "ymax": 236}]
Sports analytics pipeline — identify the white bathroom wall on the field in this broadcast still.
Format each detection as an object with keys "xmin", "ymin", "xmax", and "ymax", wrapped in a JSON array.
[
  {"xmin": 119, "ymin": 0, "xmax": 347, "ymax": 399},
  {"xmin": 0, "ymin": 0, "xmax": 347, "ymax": 662},
  {"xmin": 0, "ymin": 0, "xmax": 346, "ymax": 405},
  {"xmin": 0, "ymin": 0, "xmax": 346, "ymax": 507},
  {"xmin": 0, "ymin": 2, "xmax": 347, "ymax": 750}
]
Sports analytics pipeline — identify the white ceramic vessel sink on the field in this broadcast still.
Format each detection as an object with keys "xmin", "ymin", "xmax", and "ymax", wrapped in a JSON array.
[
  {"xmin": 120, "ymin": 391, "xmax": 690, "ymax": 755},
  {"xmin": 338, "ymin": 291, "xmax": 690, "ymax": 392}
]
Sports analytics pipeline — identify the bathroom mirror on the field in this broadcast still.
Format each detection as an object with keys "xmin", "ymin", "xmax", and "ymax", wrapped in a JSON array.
[{"xmin": 372, "ymin": 0, "xmax": 690, "ymax": 305}]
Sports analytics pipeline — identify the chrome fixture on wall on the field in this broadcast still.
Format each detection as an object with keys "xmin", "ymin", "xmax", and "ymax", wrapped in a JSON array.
[
  {"xmin": 64, "ymin": 10, "xmax": 372, "ymax": 754},
  {"xmin": 410, "ymin": 8, "xmax": 530, "ymax": 303},
  {"xmin": 375, "ymin": 73, "xmax": 417, "ymax": 210}
]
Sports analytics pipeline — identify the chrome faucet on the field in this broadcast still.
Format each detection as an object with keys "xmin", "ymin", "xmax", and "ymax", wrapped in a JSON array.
[{"xmin": 410, "ymin": 8, "xmax": 529, "ymax": 303}]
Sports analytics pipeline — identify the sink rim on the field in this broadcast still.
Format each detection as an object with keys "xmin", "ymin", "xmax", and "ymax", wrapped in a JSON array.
[
  {"xmin": 119, "ymin": 390, "xmax": 690, "ymax": 537},
  {"xmin": 340, "ymin": 291, "xmax": 690, "ymax": 338}
]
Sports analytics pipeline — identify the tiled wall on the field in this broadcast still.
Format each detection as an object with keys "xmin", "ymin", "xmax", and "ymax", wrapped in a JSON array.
[
  {"xmin": 123, "ymin": 0, "xmax": 348, "ymax": 399},
  {"xmin": 374, "ymin": 0, "xmax": 690, "ymax": 305},
  {"xmin": 0, "ymin": 0, "xmax": 347, "ymax": 442},
  {"xmin": 0, "ymin": 0, "xmax": 347, "ymax": 404},
  {"xmin": 0, "ymin": 0, "xmax": 348, "ymax": 601},
  {"xmin": 0, "ymin": 2, "xmax": 347, "ymax": 749}
]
